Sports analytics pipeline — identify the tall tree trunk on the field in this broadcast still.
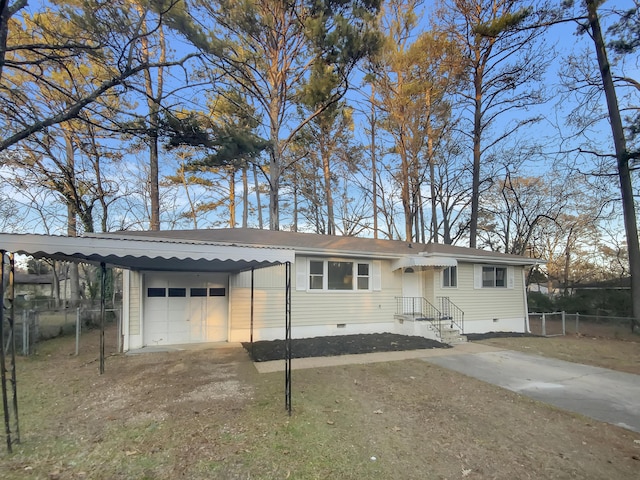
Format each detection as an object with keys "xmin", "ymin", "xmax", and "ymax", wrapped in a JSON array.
[
  {"xmin": 587, "ymin": 1, "xmax": 640, "ymax": 332},
  {"xmin": 320, "ymin": 134, "xmax": 335, "ymax": 235},
  {"xmin": 400, "ymin": 149, "xmax": 412, "ymax": 241},
  {"xmin": 268, "ymin": 83, "xmax": 282, "ymax": 230},
  {"xmin": 178, "ymin": 161, "xmax": 198, "ymax": 229},
  {"xmin": 148, "ymin": 130, "xmax": 160, "ymax": 231},
  {"xmin": 268, "ymin": 151, "xmax": 280, "ymax": 230},
  {"xmin": 65, "ymin": 133, "xmax": 81, "ymax": 307},
  {"xmin": 426, "ymin": 111, "xmax": 438, "ymax": 243},
  {"xmin": 52, "ymin": 262, "xmax": 61, "ymax": 307},
  {"xmin": 138, "ymin": 4, "xmax": 165, "ymax": 231},
  {"xmin": 469, "ymin": 65, "xmax": 483, "ymax": 248},
  {"xmin": 292, "ymin": 168, "xmax": 298, "ymax": 232},
  {"xmin": 229, "ymin": 168, "xmax": 236, "ymax": 228},
  {"xmin": 369, "ymin": 85, "xmax": 379, "ymax": 239},
  {"xmin": 242, "ymin": 165, "xmax": 248, "ymax": 228},
  {"xmin": 253, "ymin": 164, "xmax": 263, "ymax": 229}
]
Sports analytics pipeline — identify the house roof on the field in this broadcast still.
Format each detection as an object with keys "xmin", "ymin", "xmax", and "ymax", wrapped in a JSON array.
[
  {"xmin": 101, "ymin": 228, "xmax": 542, "ymax": 266},
  {"xmin": 14, "ymin": 273, "xmax": 54, "ymax": 285},
  {"xmin": 0, "ymin": 229, "xmax": 542, "ymax": 272}
]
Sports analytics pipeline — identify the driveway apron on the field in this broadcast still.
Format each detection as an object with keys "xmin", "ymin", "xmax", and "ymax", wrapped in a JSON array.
[{"xmin": 423, "ymin": 349, "xmax": 640, "ymax": 433}]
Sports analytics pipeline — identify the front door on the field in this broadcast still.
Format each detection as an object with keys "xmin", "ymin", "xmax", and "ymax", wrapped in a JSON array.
[{"xmin": 401, "ymin": 268, "xmax": 423, "ymax": 314}]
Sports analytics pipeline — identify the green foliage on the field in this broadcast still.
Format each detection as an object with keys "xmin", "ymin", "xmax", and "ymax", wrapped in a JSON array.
[
  {"xmin": 527, "ymin": 291, "xmax": 554, "ymax": 312},
  {"xmin": 533, "ymin": 290, "xmax": 632, "ymax": 317},
  {"xmin": 607, "ymin": 5, "xmax": 640, "ymax": 54},
  {"xmin": 161, "ymin": 112, "xmax": 269, "ymax": 169},
  {"xmin": 473, "ymin": 7, "xmax": 533, "ymax": 38}
]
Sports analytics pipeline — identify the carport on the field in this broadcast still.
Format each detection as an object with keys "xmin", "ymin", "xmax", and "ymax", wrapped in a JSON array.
[{"xmin": 0, "ymin": 232, "xmax": 296, "ymax": 453}]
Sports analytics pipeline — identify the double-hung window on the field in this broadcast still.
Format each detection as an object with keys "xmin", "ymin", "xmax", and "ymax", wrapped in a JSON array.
[
  {"xmin": 308, "ymin": 259, "xmax": 371, "ymax": 291},
  {"xmin": 442, "ymin": 266, "xmax": 457, "ymax": 288},
  {"xmin": 482, "ymin": 266, "xmax": 507, "ymax": 288}
]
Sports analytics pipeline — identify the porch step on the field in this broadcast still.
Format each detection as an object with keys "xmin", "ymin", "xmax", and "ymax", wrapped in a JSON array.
[{"xmin": 439, "ymin": 327, "xmax": 467, "ymax": 345}]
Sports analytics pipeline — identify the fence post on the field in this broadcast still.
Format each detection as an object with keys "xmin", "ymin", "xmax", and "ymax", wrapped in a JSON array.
[
  {"xmin": 117, "ymin": 307, "xmax": 122, "ymax": 354},
  {"xmin": 22, "ymin": 311, "xmax": 27, "ymax": 355},
  {"xmin": 576, "ymin": 312, "xmax": 580, "ymax": 334},
  {"xmin": 562, "ymin": 311, "xmax": 566, "ymax": 336},
  {"xmin": 75, "ymin": 307, "xmax": 80, "ymax": 356},
  {"xmin": 542, "ymin": 312, "xmax": 546, "ymax": 336}
]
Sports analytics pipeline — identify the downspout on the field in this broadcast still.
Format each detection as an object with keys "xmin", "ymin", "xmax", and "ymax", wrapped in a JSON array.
[
  {"xmin": 522, "ymin": 268, "xmax": 530, "ymax": 333},
  {"xmin": 250, "ymin": 267, "xmax": 255, "ymax": 359}
]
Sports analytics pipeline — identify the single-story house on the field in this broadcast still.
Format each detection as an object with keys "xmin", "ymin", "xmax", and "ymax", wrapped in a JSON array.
[
  {"xmin": 0, "ymin": 229, "xmax": 542, "ymax": 351},
  {"xmin": 14, "ymin": 272, "xmax": 55, "ymax": 299}
]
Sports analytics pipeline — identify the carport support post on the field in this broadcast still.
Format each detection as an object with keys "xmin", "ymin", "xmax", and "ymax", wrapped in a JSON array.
[
  {"xmin": 0, "ymin": 251, "xmax": 11, "ymax": 453},
  {"xmin": 99, "ymin": 262, "xmax": 106, "ymax": 375},
  {"xmin": 250, "ymin": 267, "xmax": 255, "ymax": 359},
  {"xmin": 285, "ymin": 261, "xmax": 292, "ymax": 415},
  {"xmin": 0, "ymin": 251, "xmax": 20, "ymax": 453},
  {"xmin": 8, "ymin": 254, "xmax": 19, "ymax": 445}
]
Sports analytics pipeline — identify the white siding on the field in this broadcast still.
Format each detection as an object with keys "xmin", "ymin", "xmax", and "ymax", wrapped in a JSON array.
[
  {"xmin": 129, "ymin": 270, "xmax": 141, "ymax": 335},
  {"xmin": 432, "ymin": 262, "xmax": 527, "ymax": 333},
  {"xmin": 228, "ymin": 258, "xmax": 402, "ymax": 341}
]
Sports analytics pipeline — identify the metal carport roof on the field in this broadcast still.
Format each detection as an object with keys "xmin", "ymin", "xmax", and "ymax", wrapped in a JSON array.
[{"xmin": 0, "ymin": 233, "xmax": 295, "ymax": 271}]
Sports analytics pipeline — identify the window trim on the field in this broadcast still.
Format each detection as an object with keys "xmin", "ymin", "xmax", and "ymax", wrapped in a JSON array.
[
  {"xmin": 482, "ymin": 266, "xmax": 508, "ymax": 288},
  {"xmin": 307, "ymin": 258, "xmax": 372, "ymax": 292}
]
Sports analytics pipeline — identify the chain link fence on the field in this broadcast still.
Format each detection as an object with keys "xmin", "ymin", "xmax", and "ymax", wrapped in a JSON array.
[
  {"xmin": 529, "ymin": 312, "xmax": 636, "ymax": 338},
  {"xmin": 9, "ymin": 303, "xmax": 122, "ymax": 355}
]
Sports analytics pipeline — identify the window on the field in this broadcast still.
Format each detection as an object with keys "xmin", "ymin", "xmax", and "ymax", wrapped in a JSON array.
[
  {"xmin": 443, "ymin": 266, "xmax": 457, "ymax": 288},
  {"xmin": 482, "ymin": 266, "xmax": 507, "ymax": 288},
  {"xmin": 309, "ymin": 260, "xmax": 324, "ymax": 290},
  {"xmin": 168, "ymin": 288, "xmax": 186, "ymax": 297},
  {"xmin": 190, "ymin": 288, "xmax": 207, "ymax": 297},
  {"xmin": 357, "ymin": 263, "xmax": 369, "ymax": 290},
  {"xmin": 147, "ymin": 287, "xmax": 166, "ymax": 297},
  {"xmin": 209, "ymin": 288, "xmax": 226, "ymax": 297},
  {"xmin": 308, "ymin": 259, "xmax": 371, "ymax": 291},
  {"xmin": 328, "ymin": 261, "xmax": 352, "ymax": 290}
]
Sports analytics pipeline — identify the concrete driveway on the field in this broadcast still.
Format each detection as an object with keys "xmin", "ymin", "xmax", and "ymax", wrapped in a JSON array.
[{"xmin": 423, "ymin": 348, "xmax": 640, "ymax": 433}]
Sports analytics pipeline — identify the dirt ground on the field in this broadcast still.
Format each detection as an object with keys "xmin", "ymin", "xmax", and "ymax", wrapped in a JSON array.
[{"xmin": 1, "ymin": 326, "xmax": 639, "ymax": 479}]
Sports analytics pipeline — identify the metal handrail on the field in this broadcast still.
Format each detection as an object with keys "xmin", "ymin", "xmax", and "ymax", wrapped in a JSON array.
[
  {"xmin": 395, "ymin": 296, "xmax": 444, "ymax": 337},
  {"xmin": 437, "ymin": 297, "xmax": 465, "ymax": 334}
]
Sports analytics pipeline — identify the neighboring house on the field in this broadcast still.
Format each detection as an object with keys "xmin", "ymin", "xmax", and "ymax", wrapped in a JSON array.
[
  {"xmin": 0, "ymin": 229, "xmax": 542, "ymax": 351},
  {"xmin": 14, "ymin": 272, "xmax": 53, "ymax": 297}
]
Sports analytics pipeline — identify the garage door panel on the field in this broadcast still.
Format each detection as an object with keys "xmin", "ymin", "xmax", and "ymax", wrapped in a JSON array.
[{"xmin": 143, "ymin": 273, "xmax": 228, "ymax": 346}]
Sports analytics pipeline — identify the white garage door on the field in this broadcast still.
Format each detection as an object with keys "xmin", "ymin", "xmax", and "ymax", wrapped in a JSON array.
[{"xmin": 143, "ymin": 273, "xmax": 229, "ymax": 346}]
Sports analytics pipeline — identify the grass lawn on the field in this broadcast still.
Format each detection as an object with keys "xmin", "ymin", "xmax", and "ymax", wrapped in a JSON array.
[{"xmin": 1, "ymin": 327, "xmax": 639, "ymax": 479}]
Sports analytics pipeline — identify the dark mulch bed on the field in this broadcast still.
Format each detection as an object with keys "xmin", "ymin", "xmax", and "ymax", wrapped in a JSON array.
[
  {"xmin": 466, "ymin": 331, "xmax": 541, "ymax": 341},
  {"xmin": 243, "ymin": 333, "xmax": 451, "ymax": 362}
]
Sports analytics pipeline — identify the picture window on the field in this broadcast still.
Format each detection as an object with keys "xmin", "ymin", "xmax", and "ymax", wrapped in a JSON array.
[{"xmin": 308, "ymin": 260, "xmax": 371, "ymax": 291}]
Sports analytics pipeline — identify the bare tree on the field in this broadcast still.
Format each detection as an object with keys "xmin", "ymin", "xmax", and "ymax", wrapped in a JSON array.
[{"xmin": 436, "ymin": 0, "xmax": 551, "ymax": 247}]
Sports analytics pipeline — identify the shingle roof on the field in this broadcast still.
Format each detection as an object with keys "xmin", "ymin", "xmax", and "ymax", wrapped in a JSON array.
[{"xmin": 105, "ymin": 228, "xmax": 541, "ymax": 264}]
